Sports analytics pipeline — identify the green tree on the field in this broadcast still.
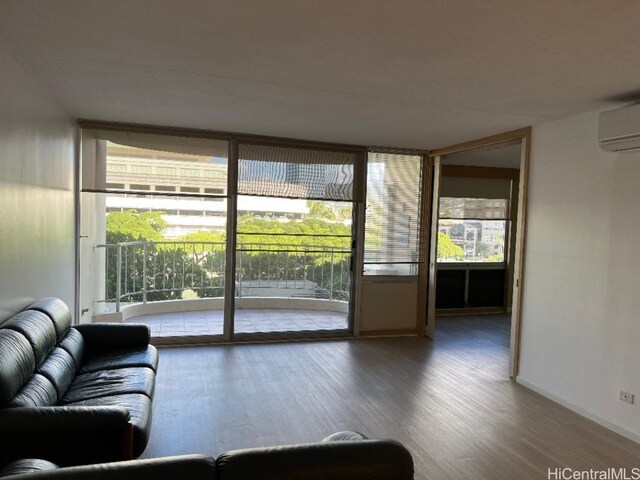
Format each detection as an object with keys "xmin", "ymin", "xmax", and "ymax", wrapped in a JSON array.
[
  {"xmin": 336, "ymin": 206, "xmax": 352, "ymax": 220},
  {"xmin": 476, "ymin": 242, "xmax": 489, "ymax": 257},
  {"xmin": 106, "ymin": 210, "xmax": 167, "ymax": 243},
  {"xmin": 450, "ymin": 223, "xmax": 465, "ymax": 237},
  {"xmin": 104, "ymin": 210, "xmax": 214, "ymax": 302},
  {"xmin": 105, "ymin": 211, "xmax": 354, "ymax": 302},
  {"xmin": 306, "ymin": 200, "xmax": 336, "ymax": 220},
  {"xmin": 234, "ymin": 215, "xmax": 352, "ymax": 299},
  {"xmin": 437, "ymin": 232, "xmax": 464, "ymax": 260}
]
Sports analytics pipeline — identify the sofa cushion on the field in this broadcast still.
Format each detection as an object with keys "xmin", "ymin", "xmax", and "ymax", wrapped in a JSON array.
[
  {"xmin": 1, "ymin": 456, "xmax": 216, "ymax": 479},
  {"xmin": 80, "ymin": 345, "xmax": 159, "ymax": 373},
  {"xmin": 58, "ymin": 328, "xmax": 85, "ymax": 368},
  {"xmin": 0, "ymin": 458, "xmax": 59, "ymax": 477},
  {"xmin": 323, "ymin": 431, "xmax": 368, "ymax": 442},
  {"xmin": 28, "ymin": 297, "xmax": 72, "ymax": 342},
  {"xmin": 0, "ymin": 330, "xmax": 36, "ymax": 407},
  {"xmin": 37, "ymin": 347, "xmax": 77, "ymax": 399},
  {"xmin": 66, "ymin": 393, "xmax": 153, "ymax": 458},
  {"xmin": 62, "ymin": 367, "xmax": 155, "ymax": 404},
  {"xmin": 216, "ymin": 439, "xmax": 415, "ymax": 480},
  {"xmin": 3, "ymin": 311, "xmax": 57, "ymax": 367},
  {"xmin": 8, "ymin": 373, "xmax": 58, "ymax": 407}
]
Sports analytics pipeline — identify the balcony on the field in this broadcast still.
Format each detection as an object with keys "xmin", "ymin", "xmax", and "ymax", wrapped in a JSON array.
[{"xmin": 93, "ymin": 240, "xmax": 351, "ymax": 337}]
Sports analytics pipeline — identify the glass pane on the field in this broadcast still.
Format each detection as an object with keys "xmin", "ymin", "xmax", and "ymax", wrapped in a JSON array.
[
  {"xmin": 439, "ymin": 197, "xmax": 508, "ymax": 219},
  {"xmin": 364, "ymin": 152, "xmax": 422, "ymax": 276},
  {"xmin": 234, "ymin": 197, "xmax": 351, "ymax": 334},
  {"xmin": 90, "ymin": 139, "xmax": 229, "ymax": 339},
  {"xmin": 437, "ymin": 219, "xmax": 506, "ymax": 263}
]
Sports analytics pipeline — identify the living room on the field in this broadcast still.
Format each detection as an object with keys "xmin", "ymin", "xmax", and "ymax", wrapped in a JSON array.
[{"xmin": 0, "ymin": 2, "xmax": 639, "ymax": 479}]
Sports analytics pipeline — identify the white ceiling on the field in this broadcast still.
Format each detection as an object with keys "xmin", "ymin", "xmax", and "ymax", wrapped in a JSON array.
[{"xmin": 1, "ymin": 0, "xmax": 639, "ymax": 149}]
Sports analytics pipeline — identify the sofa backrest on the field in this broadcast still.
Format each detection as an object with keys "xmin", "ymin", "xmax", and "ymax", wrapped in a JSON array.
[
  {"xmin": 0, "ymin": 299, "xmax": 80, "ymax": 408},
  {"xmin": 28, "ymin": 298, "xmax": 73, "ymax": 343}
]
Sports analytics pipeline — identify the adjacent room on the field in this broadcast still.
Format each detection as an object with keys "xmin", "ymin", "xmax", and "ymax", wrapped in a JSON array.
[
  {"xmin": 1, "ymin": 2, "xmax": 639, "ymax": 479},
  {"xmin": 432, "ymin": 142, "xmax": 524, "ymax": 377}
]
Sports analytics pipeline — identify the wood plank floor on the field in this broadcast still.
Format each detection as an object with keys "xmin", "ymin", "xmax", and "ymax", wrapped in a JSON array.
[{"xmin": 146, "ymin": 314, "xmax": 640, "ymax": 479}]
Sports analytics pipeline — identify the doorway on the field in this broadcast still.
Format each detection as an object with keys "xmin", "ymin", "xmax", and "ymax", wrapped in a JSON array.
[{"xmin": 426, "ymin": 130, "xmax": 531, "ymax": 377}]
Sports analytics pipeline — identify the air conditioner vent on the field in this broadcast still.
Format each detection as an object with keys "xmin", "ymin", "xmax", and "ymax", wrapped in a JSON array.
[
  {"xmin": 599, "ymin": 136, "xmax": 640, "ymax": 153},
  {"xmin": 598, "ymin": 104, "xmax": 640, "ymax": 153}
]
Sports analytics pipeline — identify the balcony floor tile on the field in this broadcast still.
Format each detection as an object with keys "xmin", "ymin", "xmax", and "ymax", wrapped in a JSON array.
[{"xmin": 127, "ymin": 308, "xmax": 347, "ymax": 338}]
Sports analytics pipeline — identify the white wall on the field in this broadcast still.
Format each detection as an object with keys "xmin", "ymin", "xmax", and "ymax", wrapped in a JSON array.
[
  {"xmin": 518, "ymin": 109, "xmax": 640, "ymax": 441},
  {"xmin": 359, "ymin": 279, "xmax": 418, "ymax": 332},
  {"xmin": 0, "ymin": 44, "xmax": 76, "ymax": 322}
]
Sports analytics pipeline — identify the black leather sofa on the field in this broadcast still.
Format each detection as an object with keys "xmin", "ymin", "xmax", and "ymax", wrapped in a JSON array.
[
  {"xmin": 0, "ymin": 298, "xmax": 158, "ymax": 467},
  {"xmin": 0, "ymin": 432, "xmax": 414, "ymax": 479}
]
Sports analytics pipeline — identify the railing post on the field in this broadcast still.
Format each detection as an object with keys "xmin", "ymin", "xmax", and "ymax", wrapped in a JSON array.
[
  {"xmin": 238, "ymin": 248, "xmax": 243, "ymax": 298},
  {"xmin": 142, "ymin": 243, "xmax": 148, "ymax": 303},
  {"xmin": 329, "ymin": 250, "xmax": 334, "ymax": 300},
  {"xmin": 116, "ymin": 245, "xmax": 122, "ymax": 312}
]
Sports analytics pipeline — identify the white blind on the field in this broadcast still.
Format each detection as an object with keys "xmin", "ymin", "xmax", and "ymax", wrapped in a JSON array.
[
  {"xmin": 439, "ymin": 198, "xmax": 509, "ymax": 220},
  {"xmin": 237, "ymin": 144, "xmax": 356, "ymax": 201},
  {"xmin": 81, "ymin": 129, "xmax": 228, "ymax": 192},
  {"xmin": 364, "ymin": 152, "xmax": 423, "ymax": 273},
  {"xmin": 439, "ymin": 176, "xmax": 511, "ymax": 200}
]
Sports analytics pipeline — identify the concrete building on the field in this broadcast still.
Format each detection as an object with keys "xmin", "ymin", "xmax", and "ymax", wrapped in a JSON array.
[{"xmin": 105, "ymin": 143, "xmax": 310, "ymax": 237}]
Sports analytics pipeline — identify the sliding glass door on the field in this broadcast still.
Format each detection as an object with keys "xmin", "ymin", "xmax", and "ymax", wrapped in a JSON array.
[
  {"xmin": 80, "ymin": 127, "xmax": 364, "ymax": 342},
  {"xmin": 231, "ymin": 143, "xmax": 359, "ymax": 337}
]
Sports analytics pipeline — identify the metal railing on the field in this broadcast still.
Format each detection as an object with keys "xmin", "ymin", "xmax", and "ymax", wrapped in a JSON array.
[{"xmin": 96, "ymin": 240, "xmax": 351, "ymax": 312}]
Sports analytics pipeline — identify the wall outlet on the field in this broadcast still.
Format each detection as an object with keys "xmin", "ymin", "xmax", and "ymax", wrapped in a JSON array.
[{"xmin": 619, "ymin": 391, "xmax": 635, "ymax": 405}]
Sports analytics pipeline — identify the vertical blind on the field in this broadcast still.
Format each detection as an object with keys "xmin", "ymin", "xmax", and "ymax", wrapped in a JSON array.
[{"xmin": 364, "ymin": 152, "xmax": 423, "ymax": 273}]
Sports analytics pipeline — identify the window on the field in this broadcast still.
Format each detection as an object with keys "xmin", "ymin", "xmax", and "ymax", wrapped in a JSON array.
[
  {"xmin": 155, "ymin": 185, "xmax": 176, "ymax": 192},
  {"xmin": 204, "ymin": 187, "xmax": 224, "ymax": 195},
  {"xmin": 364, "ymin": 152, "xmax": 423, "ymax": 276},
  {"xmin": 437, "ymin": 197, "xmax": 508, "ymax": 263},
  {"xmin": 179, "ymin": 186, "xmax": 200, "ymax": 194}
]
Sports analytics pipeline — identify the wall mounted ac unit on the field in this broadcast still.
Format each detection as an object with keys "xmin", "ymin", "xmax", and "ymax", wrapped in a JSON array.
[{"xmin": 598, "ymin": 103, "xmax": 640, "ymax": 153}]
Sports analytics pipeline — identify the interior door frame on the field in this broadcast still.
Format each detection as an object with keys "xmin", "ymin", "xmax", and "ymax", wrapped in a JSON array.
[{"xmin": 425, "ymin": 127, "xmax": 532, "ymax": 378}]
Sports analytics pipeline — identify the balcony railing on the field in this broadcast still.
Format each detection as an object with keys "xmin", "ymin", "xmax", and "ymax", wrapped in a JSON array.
[{"xmin": 96, "ymin": 240, "xmax": 351, "ymax": 312}]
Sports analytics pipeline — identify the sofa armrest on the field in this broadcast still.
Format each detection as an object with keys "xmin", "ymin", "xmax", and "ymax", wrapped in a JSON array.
[
  {"xmin": 216, "ymin": 439, "xmax": 414, "ymax": 480},
  {"xmin": 74, "ymin": 324, "xmax": 150, "ymax": 349},
  {"xmin": 0, "ymin": 455, "xmax": 216, "ymax": 480},
  {"xmin": 0, "ymin": 407, "xmax": 133, "ymax": 467}
]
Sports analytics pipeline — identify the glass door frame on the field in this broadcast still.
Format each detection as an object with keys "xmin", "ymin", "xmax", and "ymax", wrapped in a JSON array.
[
  {"xmin": 222, "ymin": 139, "xmax": 366, "ymax": 341},
  {"xmin": 77, "ymin": 121, "xmax": 367, "ymax": 344}
]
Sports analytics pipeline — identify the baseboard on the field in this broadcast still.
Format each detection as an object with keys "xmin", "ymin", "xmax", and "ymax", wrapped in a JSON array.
[
  {"xmin": 516, "ymin": 377, "xmax": 640, "ymax": 444},
  {"xmin": 435, "ymin": 307, "xmax": 506, "ymax": 316},
  {"xmin": 358, "ymin": 328, "xmax": 418, "ymax": 338}
]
